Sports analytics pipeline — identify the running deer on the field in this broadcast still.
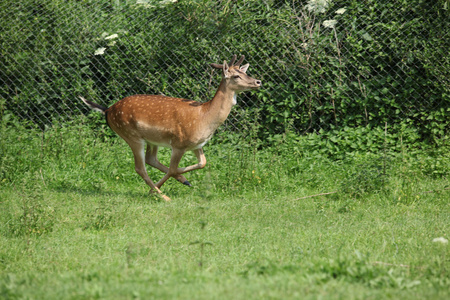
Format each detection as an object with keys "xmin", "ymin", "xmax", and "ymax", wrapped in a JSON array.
[{"xmin": 80, "ymin": 55, "xmax": 261, "ymax": 201}]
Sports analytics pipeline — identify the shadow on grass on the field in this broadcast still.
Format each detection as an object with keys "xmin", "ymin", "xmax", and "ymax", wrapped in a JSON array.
[
  {"xmin": 50, "ymin": 185, "xmax": 166, "ymax": 203},
  {"xmin": 48, "ymin": 177, "xmax": 205, "ymax": 203}
]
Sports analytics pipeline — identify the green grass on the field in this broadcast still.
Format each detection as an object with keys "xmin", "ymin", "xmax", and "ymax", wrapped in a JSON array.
[{"xmin": 1, "ymin": 118, "xmax": 449, "ymax": 299}]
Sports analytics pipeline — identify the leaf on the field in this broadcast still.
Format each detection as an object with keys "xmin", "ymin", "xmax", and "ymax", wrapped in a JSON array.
[
  {"xmin": 94, "ymin": 47, "xmax": 106, "ymax": 55},
  {"xmin": 362, "ymin": 32, "xmax": 373, "ymax": 41}
]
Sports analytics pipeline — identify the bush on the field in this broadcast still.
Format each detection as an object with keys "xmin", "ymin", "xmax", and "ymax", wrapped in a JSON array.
[{"xmin": 0, "ymin": 0, "xmax": 448, "ymax": 144}]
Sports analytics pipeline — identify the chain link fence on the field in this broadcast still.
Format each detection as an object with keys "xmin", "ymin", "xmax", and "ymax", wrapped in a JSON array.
[{"xmin": 1, "ymin": 0, "xmax": 449, "ymax": 140}]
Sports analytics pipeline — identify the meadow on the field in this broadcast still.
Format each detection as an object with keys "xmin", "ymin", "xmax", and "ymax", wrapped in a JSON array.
[{"xmin": 0, "ymin": 117, "xmax": 449, "ymax": 299}]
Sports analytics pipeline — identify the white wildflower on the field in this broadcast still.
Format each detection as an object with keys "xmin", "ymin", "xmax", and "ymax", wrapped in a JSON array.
[
  {"xmin": 432, "ymin": 237, "xmax": 448, "ymax": 244},
  {"xmin": 305, "ymin": 0, "xmax": 331, "ymax": 14},
  {"xmin": 323, "ymin": 19, "xmax": 337, "ymax": 29},
  {"xmin": 336, "ymin": 8, "xmax": 347, "ymax": 15},
  {"xmin": 105, "ymin": 33, "xmax": 118, "ymax": 40},
  {"xmin": 94, "ymin": 47, "xmax": 106, "ymax": 55}
]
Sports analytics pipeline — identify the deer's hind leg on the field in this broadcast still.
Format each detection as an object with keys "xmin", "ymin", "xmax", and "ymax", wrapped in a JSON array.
[{"xmin": 126, "ymin": 139, "xmax": 171, "ymax": 201}]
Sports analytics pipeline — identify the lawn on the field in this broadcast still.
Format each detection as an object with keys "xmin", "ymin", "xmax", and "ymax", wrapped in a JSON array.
[{"xmin": 0, "ymin": 119, "xmax": 449, "ymax": 299}]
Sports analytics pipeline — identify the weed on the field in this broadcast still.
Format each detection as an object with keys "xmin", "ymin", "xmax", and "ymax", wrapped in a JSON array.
[
  {"xmin": 190, "ymin": 173, "xmax": 214, "ymax": 269},
  {"xmin": 240, "ymin": 261, "xmax": 300, "ymax": 277},
  {"xmin": 189, "ymin": 220, "xmax": 213, "ymax": 269},
  {"xmin": 6, "ymin": 181, "xmax": 55, "ymax": 237},
  {"xmin": 83, "ymin": 203, "xmax": 117, "ymax": 231},
  {"xmin": 337, "ymin": 200, "xmax": 355, "ymax": 213},
  {"xmin": 316, "ymin": 250, "xmax": 420, "ymax": 289},
  {"xmin": 340, "ymin": 158, "xmax": 387, "ymax": 198}
]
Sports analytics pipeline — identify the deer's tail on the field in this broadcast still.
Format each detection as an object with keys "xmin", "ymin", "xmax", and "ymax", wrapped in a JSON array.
[{"xmin": 79, "ymin": 96, "xmax": 107, "ymax": 114}]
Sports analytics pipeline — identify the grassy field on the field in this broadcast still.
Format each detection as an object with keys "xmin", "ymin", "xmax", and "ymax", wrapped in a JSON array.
[{"xmin": 1, "ymin": 119, "xmax": 449, "ymax": 299}]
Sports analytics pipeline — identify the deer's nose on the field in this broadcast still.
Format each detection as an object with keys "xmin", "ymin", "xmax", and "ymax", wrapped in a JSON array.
[{"xmin": 255, "ymin": 80, "xmax": 262, "ymax": 86}]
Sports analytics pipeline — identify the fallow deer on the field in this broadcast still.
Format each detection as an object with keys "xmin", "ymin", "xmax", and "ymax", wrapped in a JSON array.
[{"xmin": 80, "ymin": 55, "xmax": 261, "ymax": 201}]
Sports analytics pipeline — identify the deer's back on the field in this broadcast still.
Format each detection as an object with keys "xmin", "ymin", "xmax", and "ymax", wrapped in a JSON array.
[{"xmin": 106, "ymin": 95, "xmax": 207, "ymax": 148}]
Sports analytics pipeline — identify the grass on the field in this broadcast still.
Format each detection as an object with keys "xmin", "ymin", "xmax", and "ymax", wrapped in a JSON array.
[{"xmin": 0, "ymin": 118, "xmax": 449, "ymax": 299}]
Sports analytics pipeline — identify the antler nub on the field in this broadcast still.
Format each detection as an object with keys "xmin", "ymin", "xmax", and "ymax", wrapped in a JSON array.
[
  {"xmin": 210, "ymin": 63, "xmax": 223, "ymax": 69},
  {"xmin": 228, "ymin": 55, "xmax": 237, "ymax": 66},
  {"xmin": 236, "ymin": 55, "xmax": 245, "ymax": 66},
  {"xmin": 210, "ymin": 55, "xmax": 245, "ymax": 69}
]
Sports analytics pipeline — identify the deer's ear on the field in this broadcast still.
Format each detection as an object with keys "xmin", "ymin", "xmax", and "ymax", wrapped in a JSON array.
[
  {"xmin": 240, "ymin": 63, "xmax": 249, "ymax": 74},
  {"xmin": 223, "ymin": 61, "xmax": 230, "ymax": 78}
]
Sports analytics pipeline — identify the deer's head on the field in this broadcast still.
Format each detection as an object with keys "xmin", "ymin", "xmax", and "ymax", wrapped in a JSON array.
[{"xmin": 211, "ymin": 55, "xmax": 261, "ymax": 92}]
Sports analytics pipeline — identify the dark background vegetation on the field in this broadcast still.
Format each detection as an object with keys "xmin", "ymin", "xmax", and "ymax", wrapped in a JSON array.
[{"xmin": 0, "ymin": 0, "xmax": 449, "ymax": 147}]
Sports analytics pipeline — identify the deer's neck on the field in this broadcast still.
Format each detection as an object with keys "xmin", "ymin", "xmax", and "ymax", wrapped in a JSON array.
[{"xmin": 202, "ymin": 79, "xmax": 235, "ymax": 128}]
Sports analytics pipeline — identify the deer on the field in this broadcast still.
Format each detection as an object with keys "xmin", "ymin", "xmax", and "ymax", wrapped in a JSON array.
[{"xmin": 80, "ymin": 55, "xmax": 261, "ymax": 201}]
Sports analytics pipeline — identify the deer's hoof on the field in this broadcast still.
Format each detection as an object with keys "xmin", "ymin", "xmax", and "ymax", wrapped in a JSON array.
[
  {"xmin": 183, "ymin": 180, "xmax": 192, "ymax": 187},
  {"xmin": 161, "ymin": 194, "xmax": 171, "ymax": 201}
]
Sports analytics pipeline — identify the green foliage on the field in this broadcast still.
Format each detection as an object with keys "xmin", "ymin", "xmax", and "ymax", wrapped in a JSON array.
[
  {"xmin": 315, "ymin": 251, "xmax": 422, "ymax": 289},
  {"xmin": 1, "ymin": 0, "xmax": 448, "ymax": 143},
  {"xmin": 5, "ymin": 188, "xmax": 56, "ymax": 237},
  {"xmin": 339, "ymin": 159, "xmax": 386, "ymax": 198}
]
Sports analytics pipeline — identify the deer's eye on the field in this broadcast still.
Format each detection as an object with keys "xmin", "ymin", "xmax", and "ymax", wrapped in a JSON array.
[{"xmin": 233, "ymin": 75, "xmax": 241, "ymax": 79}]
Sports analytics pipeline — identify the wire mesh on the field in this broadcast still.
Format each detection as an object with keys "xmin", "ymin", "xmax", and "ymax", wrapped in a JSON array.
[{"xmin": 1, "ymin": 0, "xmax": 449, "ymax": 138}]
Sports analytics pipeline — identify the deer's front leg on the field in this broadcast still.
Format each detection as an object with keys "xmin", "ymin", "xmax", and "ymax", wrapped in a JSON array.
[
  {"xmin": 177, "ymin": 148, "xmax": 207, "ymax": 174},
  {"xmin": 145, "ymin": 144, "xmax": 191, "ymax": 186}
]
